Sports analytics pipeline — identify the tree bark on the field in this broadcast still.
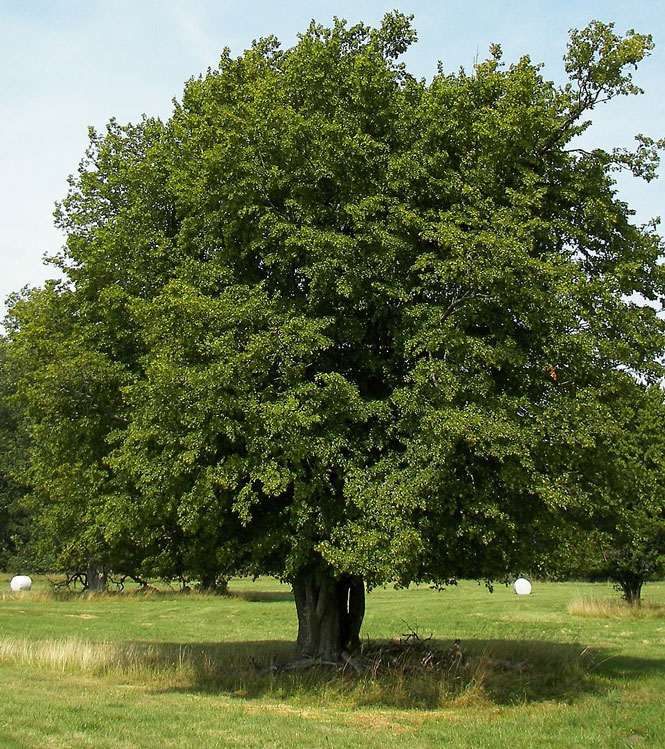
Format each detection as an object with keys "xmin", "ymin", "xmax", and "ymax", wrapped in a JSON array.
[
  {"xmin": 200, "ymin": 573, "xmax": 229, "ymax": 594},
  {"xmin": 619, "ymin": 576, "xmax": 643, "ymax": 607},
  {"xmin": 293, "ymin": 571, "xmax": 365, "ymax": 660},
  {"xmin": 338, "ymin": 574, "xmax": 365, "ymax": 650},
  {"xmin": 86, "ymin": 559, "xmax": 107, "ymax": 592}
]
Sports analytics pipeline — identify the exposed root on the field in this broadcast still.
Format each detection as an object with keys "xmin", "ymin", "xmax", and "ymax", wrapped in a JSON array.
[
  {"xmin": 341, "ymin": 650, "xmax": 363, "ymax": 673},
  {"xmin": 280, "ymin": 657, "xmax": 340, "ymax": 671},
  {"xmin": 254, "ymin": 652, "xmax": 358, "ymax": 674}
]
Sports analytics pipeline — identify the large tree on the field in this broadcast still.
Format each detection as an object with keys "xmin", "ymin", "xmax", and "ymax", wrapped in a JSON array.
[
  {"xmin": 0, "ymin": 337, "xmax": 33, "ymax": 571},
  {"xmin": 6, "ymin": 15, "xmax": 665, "ymax": 658},
  {"xmin": 548, "ymin": 379, "xmax": 665, "ymax": 605}
]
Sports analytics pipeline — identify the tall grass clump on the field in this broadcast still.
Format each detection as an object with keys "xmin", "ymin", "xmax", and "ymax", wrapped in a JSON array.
[
  {"xmin": 0, "ymin": 636, "xmax": 200, "ymax": 679},
  {"xmin": 1, "ymin": 590, "xmax": 83, "ymax": 603},
  {"xmin": 0, "ymin": 637, "xmax": 116, "ymax": 673},
  {"xmin": 568, "ymin": 598, "xmax": 665, "ymax": 619}
]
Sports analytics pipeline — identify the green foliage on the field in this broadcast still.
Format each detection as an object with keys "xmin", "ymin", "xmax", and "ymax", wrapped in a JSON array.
[
  {"xmin": 564, "ymin": 21, "xmax": 653, "ymax": 101},
  {"xmin": 0, "ymin": 337, "xmax": 37, "ymax": 571},
  {"xmin": 553, "ymin": 381, "xmax": 665, "ymax": 602},
  {"xmin": 3, "ymin": 14, "xmax": 665, "ymax": 595}
]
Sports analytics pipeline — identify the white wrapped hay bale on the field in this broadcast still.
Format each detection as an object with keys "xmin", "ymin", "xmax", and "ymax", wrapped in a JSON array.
[
  {"xmin": 514, "ymin": 578, "xmax": 532, "ymax": 595},
  {"xmin": 10, "ymin": 575, "xmax": 32, "ymax": 592}
]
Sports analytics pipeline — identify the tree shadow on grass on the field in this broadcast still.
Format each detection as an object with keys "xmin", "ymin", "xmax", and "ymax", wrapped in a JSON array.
[
  {"xmin": 450, "ymin": 638, "xmax": 665, "ymax": 705},
  {"xmin": 123, "ymin": 637, "xmax": 665, "ymax": 709}
]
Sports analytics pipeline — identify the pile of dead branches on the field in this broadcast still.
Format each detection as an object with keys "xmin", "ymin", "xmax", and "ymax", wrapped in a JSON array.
[
  {"xmin": 254, "ymin": 630, "xmax": 532, "ymax": 676},
  {"xmin": 359, "ymin": 630, "xmax": 466, "ymax": 677}
]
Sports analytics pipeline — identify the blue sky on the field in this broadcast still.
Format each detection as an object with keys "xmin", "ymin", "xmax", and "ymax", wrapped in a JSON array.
[{"xmin": 1, "ymin": 0, "xmax": 663, "ymax": 319}]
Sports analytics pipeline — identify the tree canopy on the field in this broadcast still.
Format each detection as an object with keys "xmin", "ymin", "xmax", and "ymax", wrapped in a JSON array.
[
  {"xmin": 4, "ymin": 14, "xmax": 665, "ymax": 658},
  {"xmin": 0, "ymin": 337, "xmax": 33, "ymax": 570},
  {"xmin": 550, "ymin": 379, "xmax": 665, "ymax": 604}
]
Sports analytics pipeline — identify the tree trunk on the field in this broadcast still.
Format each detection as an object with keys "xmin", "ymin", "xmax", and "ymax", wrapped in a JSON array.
[
  {"xmin": 86, "ymin": 559, "xmax": 107, "ymax": 593},
  {"xmin": 200, "ymin": 573, "xmax": 229, "ymax": 594},
  {"xmin": 293, "ymin": 571, "xmax": 365, "ymax": 661},
  {"xmin": 338, "ymin": 574, "xmax": 365, "ymax": 651},
  {"xmin": 619, "ymin": 576, "xmax": 643, "ymax": 607}
]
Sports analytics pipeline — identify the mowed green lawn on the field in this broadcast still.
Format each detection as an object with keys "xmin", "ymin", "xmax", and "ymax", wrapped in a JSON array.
[{"xmin": 1, "ymin": 576, "xmax": 664, "ymax": 748}]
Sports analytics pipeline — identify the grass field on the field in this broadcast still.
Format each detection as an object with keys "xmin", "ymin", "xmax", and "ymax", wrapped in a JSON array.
[{"xmin": 1, "ymin": 575, "xmax": 664, "ymax": 747}]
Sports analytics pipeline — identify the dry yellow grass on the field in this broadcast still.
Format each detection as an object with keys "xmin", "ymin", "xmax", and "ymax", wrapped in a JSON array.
[
  {"xmin": 0, "ymin": 636, "xmax": 115, "ymax": 671},
  {"xmin": 0, "ymin": 636, "xmax": 199, "ymax": 678},
  {"xmin": 1, "ymin": 589, "xmax": 104, "ymax": 603},
  {"xmin": 567, "ymin": 597, "xmax": 665, "ymax": 619}
]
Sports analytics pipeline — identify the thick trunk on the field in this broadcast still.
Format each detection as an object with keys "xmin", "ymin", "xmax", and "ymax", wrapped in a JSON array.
[
  {"xmin": 619, "ymin": 577, "xmax": 643, "ymax": 607},
  {"xmin": 338, "ymin": 575, "xmax": 365, "ymax": 650},
  {"xmin": 293, "ymin": 571, "xmax": 365, "ymax": 660},
  {"xmin": 200, "ymin": 573, "xmax": 229, "ymax": 594},
  {"xmin": 86, "ymin": 559, "xmax": 107, "ymax": 593}
]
